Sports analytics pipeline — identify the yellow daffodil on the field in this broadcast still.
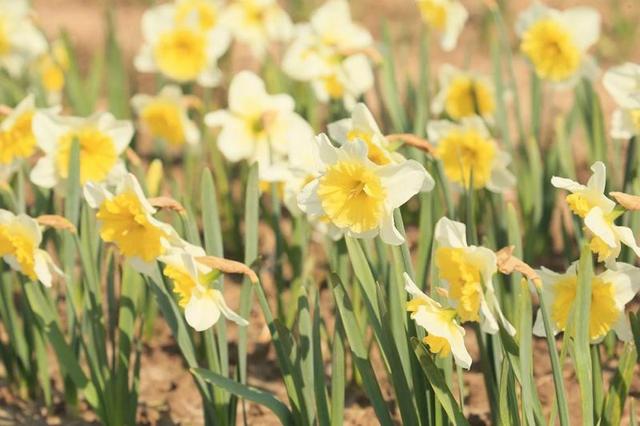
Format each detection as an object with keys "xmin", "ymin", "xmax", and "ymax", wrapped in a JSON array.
[
  {"xmin": 415, "ymin": 0, "xmax": 467, "ymax": 52},
  {"xmin": 282, "ymin": 0, "xmax": 374, "ymax": 109},
  {"xmin": 297, "ymin": 134, "xmax": 433, "ymax": 245},
  {"xmin": 84, "ymin": 173, "xmax": 180, "ymax": 276},
  {"xmin": 534, "ymin": 262, "xmax": 640, "ymax": 343},
  {"xmin": 131, "ymin": 85, "xmax": 200, "ymax": 148},
  {"xmin": 428, "ymin": 117, "xmax": 515, "ymax": 192},
  {"xmin": 603, "ymin": 63, "xmax": 640, "ymax": 139},
  {"xmin": 404, "ymin": 273, "xmax": 472, "ymax": 369},
  {"xmin": 516, "ymin": 2, "xmax": 600, "ymax": 84},
  {"xmin": 135, "ymin": 2, "xmax": 230, "ymax": 86},
  {"xmin": 222, "ymin": 0, "xmax": 292, "ymax": 59},
  {"xmin": 432, "ymin": 64, "xmax": 495, "ymax": 121},
  {"xmin": 434, "ymin": 217, "xmax": 514, "ymax": 335},
  {"xmin": 0, "ymin": 209, "xmax": 62, "ymax": 287},
  {"xmin": 0, "ymin": 0, "xmax": 47, "ymax": 76},
  {"xmin": 204, "ymin": 71, "xmax": 313, "ymax": 179},
  {"xmin": 160, "ymin": 249, "xmax": 248, "ymax": 331},
  {"xmin": 30, "ymin": 111, "xmax": 133, "ymax": 189},
  {"xmin": 35, "ymin": 40, "xmax": 69, "ymax": 105}
]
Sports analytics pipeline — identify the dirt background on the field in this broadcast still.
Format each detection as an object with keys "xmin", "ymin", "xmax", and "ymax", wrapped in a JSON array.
[{"xmin": 0, "ymin": 0, "xmax": 638, "ymax": 424}]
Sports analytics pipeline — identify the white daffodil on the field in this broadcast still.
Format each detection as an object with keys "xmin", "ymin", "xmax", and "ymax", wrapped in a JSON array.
[
  {"xmin": 404, "ymin": 273, "xmax": 472, "ymax": 369},
  {"xmin": 160, "ymin": 250, "xmax": 248, "ymax": 331},
  {"xmin": 433, "ymin": 216, "xmax": 515, "ymax": 335},
  {"xmin": 516, "ymin": 2, "xmax": 600, "ymax": 85},
  {"xmin": 428, "ymin": 117, "xmax": 515, "ymax": 192},
  {"xmin": 415, "ymin": 0, "xmax": 468, "ymax": 52},
  {"xmin": 30, "ymin": 111, "xmax": 133, "ymax": 189},
  {"xmin": 0, "ymin": 209, "xmax": 62, "ymax": 287},
  {"xmin": 135, "ymin": 2, "xmax": 230, "ymax": 86},
  {"xmin": 551, "ymin": 161, "xmax": 615, "ymax": 218},
  {"xmin": 221, "ymin": 0, "xmax": 292, "ymax": 59},
  {"xmin": 297, "ymin": 134, "xmax": 434, "ymax": 245},
  {"xmin": 0, "ymin": 0, "xmax": 47, "ymax": 76},
  {"xmin": 282, "ymin": 0, "xmax": 374, "ymax": 109},
  {"xmin": 533, "ymin": 262, "xmax": 640, "ymax": 343},
  {"xmin": 603, "ymin": 63, "xmax": 640, "ymax": 139},
  {"xmin": 204, "ymin": 71, "xmax": 313, "ymax": 177},
  {"xmin": 432, "ymin": 64, "xmax": 495, "ymax": 121},
  {"xmin": 175, "ymin": 0, "xmax": 225, "ymax": 31},
  {"xmin": 131, "ymin": 85, "xmax": 200, "ymax": 148},
  {"xmin": 84, "ymin": 173, "xmax": 181, "ymax": 277}
]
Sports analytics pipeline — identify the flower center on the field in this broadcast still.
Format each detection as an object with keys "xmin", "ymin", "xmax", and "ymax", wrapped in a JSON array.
[
  {"xmin": 565, "ymin": 193, "xmax": 593, "ymax": 218},
  {"xmin": 347, "ymin": 130, "xmax": 390, "ymax": 165},
  {"xmin": 317, "ymin": 161, "xmax": 386, "ymax": 233},
  {"xmin": 418, "ymin": 0, "xmax": 447, "ymax": 30},
  {"xmin": 141, "ymin": 100, "xmax": 185, "ymax": 146},
  {"xmin": 589, "ymin": 236, "xmax": 613, "ymax": 263},
  {"xmin": 55, "ymin": 127, "xmax": 118, "ymax": 184},
  {"xmin": 435, "ymin": 247, "xmax": 483, "ymax": 322},
  {"xmin": 96, "ymin": 191, "xmax": 167, "ymax": 261},
  {"xmin": 0, "ymin": 111, "xmax": 36, "ymax": 165},
  {"xmin": 164, "ymin": 265, "xmax": 197, "ymax": 307},
  {"xmin": 445, "ymin": 76, "xmax": 495, "ymax": 119},
  {"xmin": 324, "ymin": 73, "xmax": 345, "ymax": 99},
  {"xmin": 176, "ymin": 0, "xmax": 218, "ymax": 30},
  {"xmin": 154, "ymin": 27, "xmax": 207, "ymax": 81},
  {"xmin": 520, "ymin": 19, "xmax": 581, "ymax": 81},
  {"xmin": 436, "ymin": 129, "xmax": 496, "ymax": 188},
  {"xmin": 0, "ymin": 224, "xmax": 36, "ymax": 279}
]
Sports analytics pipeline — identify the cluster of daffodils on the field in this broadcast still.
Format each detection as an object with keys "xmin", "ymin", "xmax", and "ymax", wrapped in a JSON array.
[
  {"xmin": 283, "ymin": 0, "xmax": 375, "ymax": 109},
  {"xmin": 0, "ymin": 0, "xmax": 47, "ymax": 76}
]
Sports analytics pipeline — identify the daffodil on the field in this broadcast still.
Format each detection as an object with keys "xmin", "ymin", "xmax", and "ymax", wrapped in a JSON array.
[
  {"xmin": 534, "ymin": 262, "xmax": 640, "ymax": 343},
  {"xmin": 516, "ymin": 2, "xmax": 600, "ymax": 84},
  {"xmin": 0, "ymin": 209, "xmax": 62, "ymax": 287},
  {"xmin": 433, "ymin": 217, "xmax": 514, "ymax": 335},
  {"xmin": 175, "ymin": 0, "xmax": 224, "ymax": 31},
  {"xmin": 135, "ymin": 2, "xmax": 230, "ymax": 86},
  {"xmin": 221, "ymin": 0, "xmax": 292, "ymax": 59},
  {"xmin": 603, "ymin": 63, "xmax": 640, "ymax": 139},
  {"xmin": 0, "ymin": 0, "xmax": 47, "ymax": 76},
  {"xmin": 30, "ymin": 111, "xmax": 133, "ymax": 189},
  {"xmin": 132, "ymin": 85, "xmax": 200, "ymax": 148},
  {"xmin": 428, "ymin": 117, "xmax": 515, "ymax": 192},
  {"xmin": 297, "ymin": 134, "xmax": 433, "ymax": 245},
  {"xmin": 204, "ymin": 71, "xmax": 313, "ymax": 177},
  {"xmin": 282, "ymin": 0, "xmax": 374, "ymax": 109},
  {"xmin": 415, "ymin": 0, "xmax": 468, "ymax": 52},
  {"xmin": 551, "ymin": 161, "xmax": 615, "ymax": 218},
  {"xmin": 160, "ymin": 249, "xmax": 248, "ymax": 331},
  {"xmin": 84, "ymin": 173, "xmax": 180, "ymax": 276},
  {"xmin": 432, "ymin": 64, "xmax": 495, "ymax": 121},
  {"xmin": 404, "ymin": 273, "xmax": 472, "ymax": 369},
  {"xmin": 34, "ymin": 40, "xmax": 69, "ymax": 105}
]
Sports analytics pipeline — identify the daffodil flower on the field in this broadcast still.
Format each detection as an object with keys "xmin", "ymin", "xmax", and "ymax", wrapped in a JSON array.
[
  {"xmin": 30, "ymin": 111, "xmax": 133, "ymax": 189},
  {"xmin": 0, "ymin": 0, "xmax": 47, "ymax": 76},
  {"xmin": 428, "ymin": 117, "xmax": 515, "ymax": 192},
  {"xmin": 135, "ymin": 3, "xmax": 230, "ymax": 86},
  {"xmin": 603, "ymin": 63, "xmax": 640, "ymax": 139},
  {"xmin": 404, "ymin": 273, "xmax": 472, "ymax": 369},
  {"xmin": 160, "ymin": 250, "xmax": 249, "ymax": 331},
  {"xmin": 533, "ymin": 262, "xmax": 640, "ymax": 343},
  {"xmin": 0, "ymin": 209, "xmax": 62, "ymax": 287},
  {"xmin": 297, "ymin": 134, "xmax": 434, "ymax": 245},
  {"xmin": 433, "ymin": 217, "xmax": 515, "ymax": 335},
  {"xmin": 516, "ymin": 2, "xmax": 600, "ymax": 85},
  {"xmin": 131, "ymin": 85, "xmax": 200, "ymax": 148},
  {"xmin": 415, "ymin": 0, "xmax": 468, "ymax": 52},
  {"xmin": 551, "ymin": 161, "xmax": 615, "ymax": 218},
  {"xmin": 34, "ymin": 40, "xmax": 69, "ymax": 105},
  {"xmin": 282, "ymin": 0, "xmax": 374, "ymax": 109},
  {"xmin": 84, "ymin": 173, "xmax": 181, "ymax": 277},
  {"xmin": 432, "ymin": 64, "xmax": 495, "ymax": 121},
  {"xmin": 204, "ymin": 71, "xmax": 313, "ymax": 178},
  {"xmin": 175, "ymin": 0, "xmax": 224, "ymax": 31},
  {"xmin": 222, "ymin": 0, "xmax": 292, "ymax": 59}
]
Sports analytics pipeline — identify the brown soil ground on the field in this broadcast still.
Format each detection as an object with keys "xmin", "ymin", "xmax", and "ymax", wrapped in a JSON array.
[{"xmin": 0, "ymin": 0, "xmax": 638, "ymax": 424}]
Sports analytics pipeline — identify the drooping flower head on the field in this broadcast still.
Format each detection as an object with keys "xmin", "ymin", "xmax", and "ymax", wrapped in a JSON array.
[
  {"xmin": 534, "ymin": 262, "xmax": 640, "ymax": 343},
  {"xmin": 404, "ymin": 273, "xmax": 471, "ymax": 369},
  {"xmin": 415, "ymin": 0, "xmax": 468, "ymax": 52},
  {"xmin": 0, "ymin": 209, "xmax": 62, "ymax": 287},
  {"xmin": 131, "ymin": 85, "xmax": 200, "ymax": 148},
  {"xmin": 433, "ymin": 217, "xmax": 514, "ymax": 335},
  {"xmin": 603, "ymin": 63, "xmax": 640, "ymax": 139},
  {"xmin": 297, "ymin": 134, "xmax": 434, "ymax": 245},
  {"xmin": 30, "ymin": 111, "xmax": 133, "ymax": 189},
  {"xmin": 516, "ymin": 2, "xmax": 600, "ymax": 84},
  {"xmin": 0, "ymin": 0, "xmax": 47, "ymax": 76},
  {"xmin": 428, "ymin": 117, "xmax": 515, "ymax": 192},
  {"xmin": 432, "ymin": 64, "xmax": 495, "ymax": 121}
]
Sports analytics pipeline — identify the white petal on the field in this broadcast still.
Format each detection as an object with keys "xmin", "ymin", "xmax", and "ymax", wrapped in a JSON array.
[
  {"xmin": 215, "ymin": 117, "xmax": 256, "ymax": 162},
  {"xmin": 83, "ymin": 182, "xmax": 110, "ymax": 209},
  {"xmin": 379, "ymin": 212, "xmax": 404, "ymax": 245},
  {"xmin": 316, "ymin": 133, "xmax": 339, "ymax": 165},
  {"xmin": 616, "ymin": 226, "xmax": 640, "ymax": 258},
  {"xmin": 229, "ymin": 71, "xmax": 268, "ymax": 116},
  {"xmin": 32, "ymin": 112, "xmax": 64, "ymax": 154},
  {"xmin": 611, "ymin": 314, "xmax": 633, "ymax": 341},
  {"xmin": 403, "ymin": 272, "xmax": 428, "ymax": 299},
  {"xmin": 30, "ymin": 157, "xmax": 58, "ymax": 189},
  {"xmin": 562, "ymin": 7, "xmax": 600, "ymax": 51},
  {"xmin": 532, "ymin": 309, "xmax": 547, "ymax": 337},
  {"xmin": 434, "ymin": 216, "xmax": 468, "ymax": 248},
  {"xmin": 440, "ymin": 1, "xmax": 468, "ymax": 52},
  {"xmin": 584, "ymin": 207, "xmax": 617, "ymax": 247},
  {"xmin": 185, "ymin": 293, "xmax": 222, "ymax": 331},
  {"xmin": 586, "ymin": 161, "xmax": 607, "ymax": 193},
  {"xmin": 550, "ymin": 176, "xmax": 584, "ymax": 192},
  {"xmin": 327, "ymin": 118, "xmax": 352, "ymax": 144},
  {"xmin": 214, "ymin": 290, "xmax": 249, "ymax": 326},
  {"xmin": 378, "ymin": 160, "xmax": 430, "ymax": 208}
]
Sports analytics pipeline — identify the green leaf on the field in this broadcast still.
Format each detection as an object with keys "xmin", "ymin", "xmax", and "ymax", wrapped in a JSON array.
[{"xmin": 601, "ymin": 342, "xmax": 637, "ymax": 426}]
